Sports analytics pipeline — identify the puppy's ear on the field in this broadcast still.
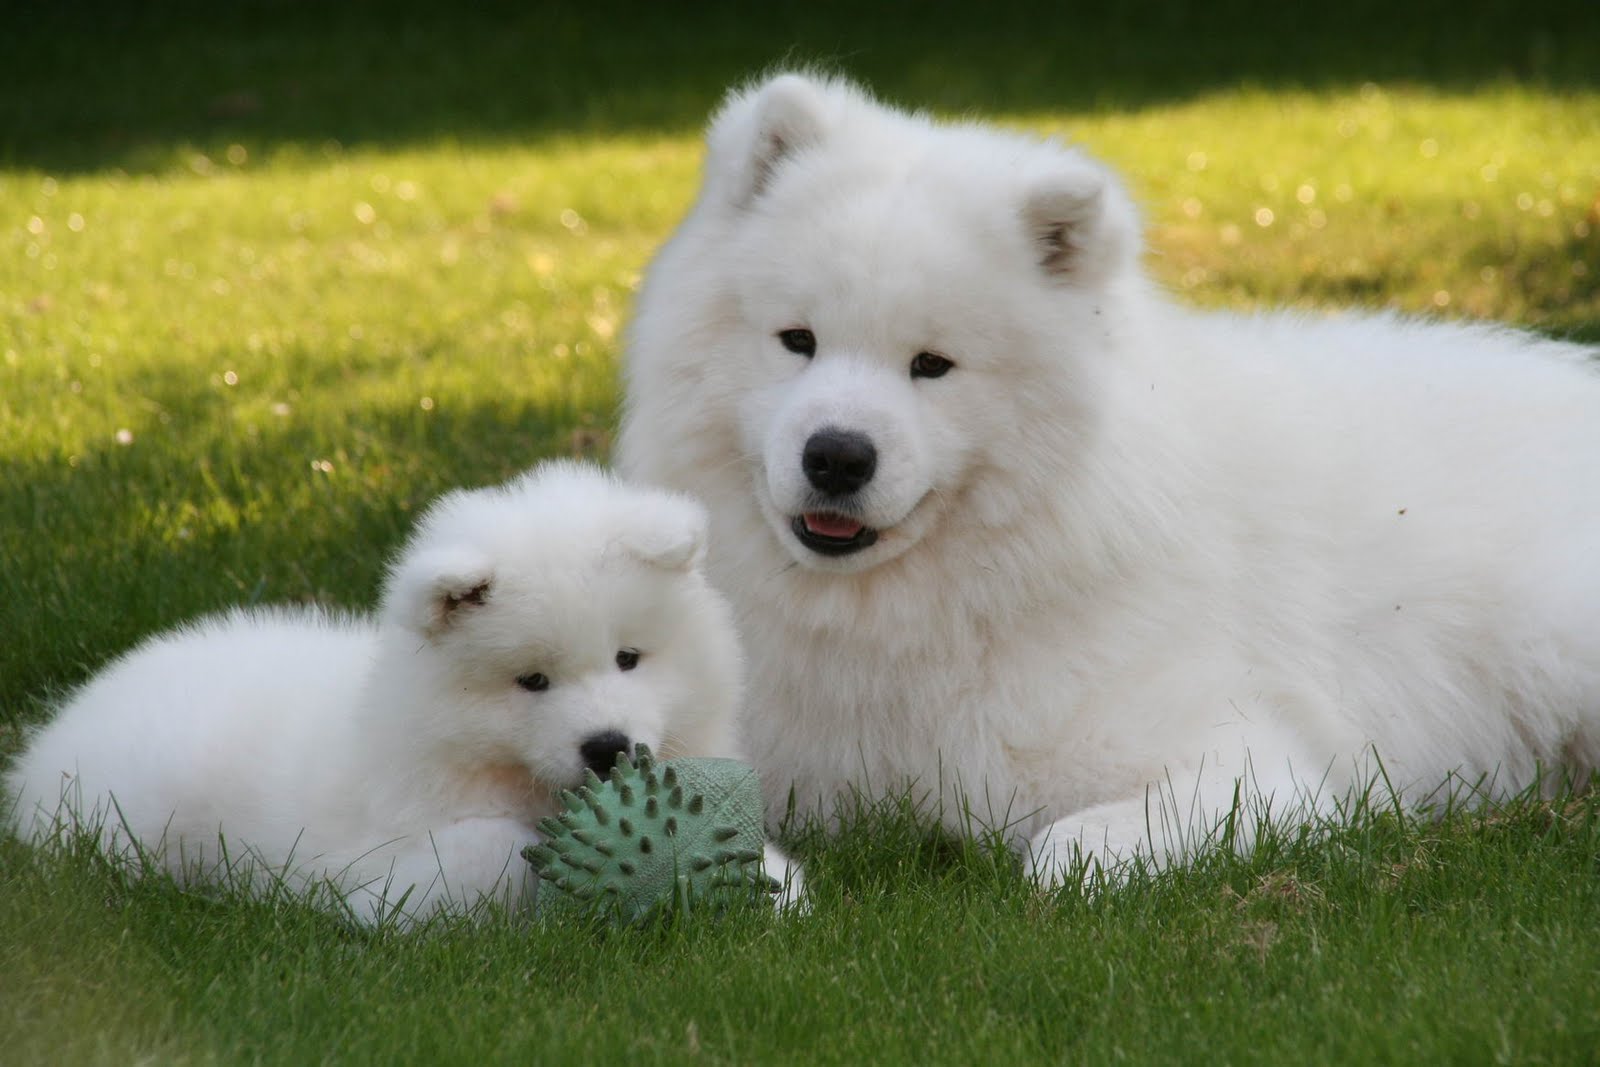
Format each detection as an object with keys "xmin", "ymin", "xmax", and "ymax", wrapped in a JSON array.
[
  {"xmin": 384, "ymin": 547, "xmax": 495, "ymax": 637},
  {"xmin": 1021, "ymin": 158, "xmax": 1140, "ymax": 284},
  {"xmin": 705, "ymin": 72, "xmax": 832, "ymax": 209},
  {"xmin": 615, "ymin": 494, "xmax": 709, "ymax": 572}
]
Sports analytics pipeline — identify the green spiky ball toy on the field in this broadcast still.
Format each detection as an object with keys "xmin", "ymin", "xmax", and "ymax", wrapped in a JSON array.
[{"xmin": 522, "ymin": 746, "xmax": 780, "ymax": 922}]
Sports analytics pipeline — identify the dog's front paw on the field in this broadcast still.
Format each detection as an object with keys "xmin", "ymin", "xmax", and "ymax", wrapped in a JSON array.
[
  {"xmin": 1026, "ymin": 810, "xmax": 1155, "ymax": 893},
  {"xmin": 762, "ymin": 845, "xmax": 810, "ymax": 914}
]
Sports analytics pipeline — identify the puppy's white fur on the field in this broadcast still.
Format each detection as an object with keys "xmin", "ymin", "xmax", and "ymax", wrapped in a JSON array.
[
  {"xmin": 5, "ymin": 462, "xmax": 795, "ymax": 921},
  {"xmin": 618, "ymin": 73, "xmax": 1600, "ymax": 881}
]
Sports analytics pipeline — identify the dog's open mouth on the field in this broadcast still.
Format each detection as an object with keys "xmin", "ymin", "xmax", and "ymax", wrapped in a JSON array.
[{"xmin": 792, "ymin": 512, "xmax": 880, "ymax": 556}]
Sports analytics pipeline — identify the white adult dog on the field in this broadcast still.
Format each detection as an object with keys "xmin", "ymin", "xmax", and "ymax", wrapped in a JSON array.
[
  {"xmin": 617, "ymin": 72, "xmax": 1600, "ymax": 883},
  {"xmin": 7, "ymin": 462, "xmax": 796, "ymax": 921}
]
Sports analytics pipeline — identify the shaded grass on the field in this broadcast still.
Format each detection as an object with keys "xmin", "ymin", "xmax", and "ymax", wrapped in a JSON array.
[
  {"xmin": 4, "ymin": 3, "xmax": 1600, "ymax": 1063},
  {"xmin": 4, "ymin": 789, "xmax": 1599, "ymax": 1064},
  {"xmin": 4, "ymin": 0, "xmax": 1597, "ymax": 174}
]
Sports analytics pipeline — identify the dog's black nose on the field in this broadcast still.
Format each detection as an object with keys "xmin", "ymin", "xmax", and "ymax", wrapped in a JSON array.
[
  {"xmin": 802, "ymin": 428, "xmax": 877, "ymax": 495},
  {"xmin": 579, "ymin": 731, "xmax": 632, "ymax": 776}
]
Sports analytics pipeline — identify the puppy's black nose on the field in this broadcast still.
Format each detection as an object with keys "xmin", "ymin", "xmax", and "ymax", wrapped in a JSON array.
[
  {"xmin": 802, "ymin": 428, "xmax": 877, "ymax": 495},
  {"xmin": 579, "ymin": 730, "xmax": 632, "ymax": 776}
]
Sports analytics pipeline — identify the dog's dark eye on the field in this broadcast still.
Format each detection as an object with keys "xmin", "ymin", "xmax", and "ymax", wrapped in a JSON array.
[
  {"xmin": 516, "ymin": 672, "xmax": 550, "ymax": 692},
  {"xmin": 778, "ymin": 328, "xmax": 817, "ymax": 357},
  {"xmin": 910, "ymin": 352, "xmax": 954, "ymax": 379},
  {"xmin": 615, "ymin": 648, "xmax": 640, "ymax": 671}
]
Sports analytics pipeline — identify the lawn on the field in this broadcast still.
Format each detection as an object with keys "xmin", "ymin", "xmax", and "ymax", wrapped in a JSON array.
[{"xmin": 3, "ymin": 2, "xmax": 1599, "ymax": 1063}]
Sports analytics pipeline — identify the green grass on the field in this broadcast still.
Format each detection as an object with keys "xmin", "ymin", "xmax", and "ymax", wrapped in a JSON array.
[
  {"xmin": 6, "ymin": 792, "xmax": 1600, "ymax": 1064},
  {"xmin": 3, "ymin": 2, "xmax": 1600, "ymax": 1062}
]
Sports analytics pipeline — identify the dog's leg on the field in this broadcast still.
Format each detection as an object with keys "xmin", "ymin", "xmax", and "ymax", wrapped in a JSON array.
[
  {"xmin": 1027, "ymin": 723, "xmax": 1339, "ymax": 889},
  {"xmin": 758, "ymin": 840, "xmax": 808, "ymax": 911},
  {"xmin": 341, "ymin": 816, "xmax": 538, "ymax": 926}
]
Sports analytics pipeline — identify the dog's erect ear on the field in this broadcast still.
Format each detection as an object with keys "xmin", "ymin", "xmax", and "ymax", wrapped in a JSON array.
[
  {"xmin": 1020, "ymin": 158, "xmax": 1140, "ymax": 284},
  {"xmin": 705, "ymin": 73, "xmax": 832, "ymax": 209},
  {"xmin": 385, "ymin": 546, "xmax": 495, "ymax": 637},
  {"xmin": 615, "ymin": 493, "xmax": 709, "ymax": 573}
]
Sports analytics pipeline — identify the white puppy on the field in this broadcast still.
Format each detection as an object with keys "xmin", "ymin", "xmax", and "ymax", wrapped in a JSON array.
[
  {"xmin": 6, "ymin": 461, "xmax": 795, "ymax": 922},
  {"xmin": 618, "ymin": 73, "xmax": 1600, "ymax": 883}
]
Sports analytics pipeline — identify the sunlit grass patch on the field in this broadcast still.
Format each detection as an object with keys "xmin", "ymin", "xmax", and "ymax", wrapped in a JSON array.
[{"xmin": 1053, "ymin": 84, "xmax": 1600, "ymax": 332}]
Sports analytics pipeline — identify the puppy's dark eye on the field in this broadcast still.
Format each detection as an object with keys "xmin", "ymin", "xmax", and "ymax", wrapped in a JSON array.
[
  {"xmin": 615, "ymin": 648, "xmax": 640, "ymax": 671},
  {"xmin": 778, "ymin": 328, "xmax": 817, "ymax": 357},
  {"xmin": 516, "ymin": 672, "xmax": 549, "ymax": 692},
  {"xmin": 910, "ymin": 352, "xmax": 954, "ymax": 379}
]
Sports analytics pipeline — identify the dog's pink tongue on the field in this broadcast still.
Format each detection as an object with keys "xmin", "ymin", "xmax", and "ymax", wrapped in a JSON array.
[{"xmin": 804, "ymin": 512, "xmax": 864, "ymax": 539}]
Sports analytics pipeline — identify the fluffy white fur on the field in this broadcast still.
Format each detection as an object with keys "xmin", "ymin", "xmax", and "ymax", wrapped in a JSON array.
[
  {"xmin": 6, "ymin": 461, "xmax": 795, "ymax": 922},
  {"xmin": 617, "ymin": 72, "xmax": 1600, "ymax": 883}
]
